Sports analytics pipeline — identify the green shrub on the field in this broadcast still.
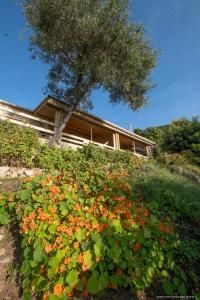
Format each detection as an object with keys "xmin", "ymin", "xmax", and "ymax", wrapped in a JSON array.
[
  {"xmin": 36, "ymin": 144, "xmax": 82, "ymax": 171},
  {"xmin": 0, "ymin": 121, "xmax": 41, "ymax": 167},
  {"xmin": 80, "ymin": 144, "xmax": 110, "ymax": 164}
]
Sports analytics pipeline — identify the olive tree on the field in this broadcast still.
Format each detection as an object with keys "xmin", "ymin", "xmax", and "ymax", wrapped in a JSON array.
[{"xmin": 23, "ymin": 0, "xmax": 158, "ymax": 147}]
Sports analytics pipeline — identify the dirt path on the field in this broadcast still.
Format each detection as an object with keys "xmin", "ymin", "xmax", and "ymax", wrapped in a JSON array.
[
  {"xmin": 0, "ymin": 179, "xmax": 22, "ymax": 299},
  {"xmin": 0, "ymin": 226, "xmax": 21, "ymax": 300}
]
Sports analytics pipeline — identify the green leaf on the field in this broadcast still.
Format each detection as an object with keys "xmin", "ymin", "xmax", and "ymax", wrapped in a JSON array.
[
  {"xmin": 75, "ymin": 229, "xmax": 86, "ymax": 243},
  {"xmin": 59, "ymin": 202, "xmax": 68, "ymax": 215},
  {"xmin": 48, "ymin": 223, "xmax": 58, "ymax": 234},
  {"xmin": 55, "ymin": 249, "xmax": 66, "ymax": 264},
  {"xmin": 19, "ymin": 190, "xmax": 31, "ymax": 201},
  {"xmin": 0, "ymin": 212, "xmax": 10, "ymax": 225},
  {"xmin": 147, "ymin": 266, "xmax": 154, "ymax": 278},
  {"xmin": 23, "ymin": 247, "xmax": 31, "ymax": 258},
  {"xmin": 99, "ymin": 272, "xmax": 109, "ymax": 290},
  {"xmin": 23, "ymin": 289, "xmax": 32, "ymax": 300},
  {"xmin": 111, "ymin": 220, "xmax": 123, "ymax": 233},
  {"xmin": 161, "ymin": 270, "xmax": 168, "ymax": 278},
  {"xmin": 144, "ymin": 228, "xmax": 151, "ymax": 238},
  {"xmin": 66, "ymin": 270, "xmax": 78, "ymax": 286},
  {"xmin": 33, "ymin": 246, "xmax": 45, "ymax": 263},
  {"xmin": 178, "ymin": 283, "xmax": 186, "ymax": 296},
  {"xmin": 76, "ymin": 280, "xmax": 84, "ymax": 292},
  {"xmin": 163, "ymin": 281, "xmax": 174, "ymax": 295},
  {"xmin": 87, "ymin": 271, "xmax": 99, "ymax": 294},
  {"xmin": 110, "ymin": 274, "xmax": 121, "ymax": 287},
  {"xmin": 83, "ymin": 250, "xmax": 94, "ymax": 270},
  {"xmin": 47, "ymin": 268, "xmax": 55, "ymax": 279},
  {"xmin": 48, "ymin": 294, "xmax": 58, "ymax": 300},
  {"xmin": 107, "ymin": 243, "xmax": 122, "ymax": 259},
  {"xmin": 21, "ymin": 260, "xmax": 31, "ymax": 275}
]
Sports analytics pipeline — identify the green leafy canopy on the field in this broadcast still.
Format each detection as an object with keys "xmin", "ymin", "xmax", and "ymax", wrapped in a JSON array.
[{"xmin": 23, "ymin": 0, "xmax": 158, "ymax": 110}]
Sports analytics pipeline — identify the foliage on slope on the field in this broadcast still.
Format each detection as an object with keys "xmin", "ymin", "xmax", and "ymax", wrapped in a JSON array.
[
  {"xmin": 0, "ymin": 120, "xmax": 200, "ymax": 299},
  {"xmin": 0, "ymin": 166, "xmax": 190, "ymax": 299},
  {"xmin": 135, "ymin": 116, "xmax": 200, "ymax": 165}
]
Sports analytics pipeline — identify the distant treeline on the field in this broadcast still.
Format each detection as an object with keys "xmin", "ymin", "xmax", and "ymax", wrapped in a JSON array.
[{"xmin": 134, "ymin": 116, "xmax": 200, "ymax": 164}]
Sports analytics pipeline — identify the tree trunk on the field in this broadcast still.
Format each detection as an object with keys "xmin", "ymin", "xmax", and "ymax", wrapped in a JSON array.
[{"xmin": 48, "ymin": 105, "xmax": 75, "ymax": 148}]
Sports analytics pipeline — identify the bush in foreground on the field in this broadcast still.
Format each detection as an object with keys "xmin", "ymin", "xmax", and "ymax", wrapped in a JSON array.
[{"xmin": 1, "ymin": 167, "xmax": 188, "ymax": 299}]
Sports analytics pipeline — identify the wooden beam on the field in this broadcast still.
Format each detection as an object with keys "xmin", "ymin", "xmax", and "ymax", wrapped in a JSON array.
[{"xmin": 90, "ymin": 125, "xmax": 93, "ymax": 141}]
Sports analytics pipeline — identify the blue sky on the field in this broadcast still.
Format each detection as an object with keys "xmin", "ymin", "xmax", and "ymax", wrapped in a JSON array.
[{"xmin": 0, "ymin": 0, "xmax": 199, "ymax": 130}]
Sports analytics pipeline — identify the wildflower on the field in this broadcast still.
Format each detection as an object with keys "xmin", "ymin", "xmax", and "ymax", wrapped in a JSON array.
[
  {"xmin": 50, "ymin": 185, "xmax": 60, "ymax": 195},
  {"xmin": 83, "ymin": 184, "xmax": 89, "ymax": 192},
  {"xmin": 74, "ymin": 204, "xmax": 81, "ymax": 211},
  {"xmin": 43, "ymin": 292, "xmax": 48, "ymax": 300},
  {"xmin": 64, "ymin": 257, "xmax": 71, "ymax": 264},
  {"xmin": 133, "ymin": 242, "xmax": 141, "ymax": 252},
  {"xmin": 77, "ymin": 253, "xmax": 84, "ymax": 264},
  {"xmin": 59, "ymin": 194, "xmax": 65, "ymax": 201},
  {"xmin": 29, "ymin": 211, "xmax": 35, "ymax": 220},
  {"xmin": 41, "ymin": 179, "xmax": 48, "ymax": 187},
  {"xmin": 136, "ymin": 207, "xmax": 141, "ymax": 214},
  {"xmin": 73, "ymin": 242, "xmax": 79, "ymax": 249},
  {"xmin": 159, "ymin": 223, "xmax": 169, "ymax": 234},
  {"xmin": 50, "ymin": 207, "xmax": 56, "ymax": 213},
  {"xmin": 82, "ymin": 263, "xmax": 88, "ymax": 272},
  {"xmin": 60, "ymin": 264, "xmax": 65, "ymax": 273},
  {"xmin": 55, "ymin": 236, "xmax": 63, "ymax": 244},
  {"xmin": 143, "ymin": 208, "xmax": 149, "ymax": 217},
  {"xmin": 103, "ymin": 186, "xmax": 108, "ymax": 192},
  {"xmin": 54, "ymin": 284, "xmax": 62, "ymax": 296},
  {"xmin": 8, "ymin": 195, "xmax": 14, "ymax": 202}
]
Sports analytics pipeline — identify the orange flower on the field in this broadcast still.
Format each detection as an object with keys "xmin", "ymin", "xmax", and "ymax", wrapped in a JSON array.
[
  {"xmin": 74, "ymin": 204, "xmax": 81, "ymax": 211},
  {"xmin": 103, "ymin": 186, "xmax": 108, "ymax": 192},
  {"xmin": 83, "ymin": 185, "xmax": 89, "ymax": 193},
  {"xmin": 45, "ymin": 245, "xmax": 52, "ymax": 253},
  {"xmin": 143, "ymin": 208, "xmax": 149, "ymax": 217},
  {"xmin": 133, "ymin": 242, "xmax": 141, "ymax": 252},
  {"xmin": 59, "ymin": 194, "xmax": 65, "ymax": 201},
  {"xmin": 55, "ymin": 236, "xmax": 63, "ymax": 244},
  {"xmin": 43, "ymin": 292, "xmax": 48, "ymax": 300},
  {"xmin": 54, "ymin": 284, "xmax": 62, "ymax": 296},
  {"xmin": 159, "ymin": 223, "xmax": 169, "ymax": 234},
  {"xmin": 41, "ymin": 179, "xmax": 48, "ymax": 187},
  {"xmin": 50, "ymin": 207, "xmax": 56, "ymax": 213},
  {"xmin": 82, "ymin": 263, "xmax": 88, "ymax": 272},
  {"xmin": 64, "ymin": 257, "xmax": 71, "ymax": 264},
  {"xmin": 60, "ymin": 264, "xmax": 65, "ymax": 273},
  {"xmin": 73, "ymin": 242, "xmax": 79, "ymax": 249},
  {"xmin": 77, "ymin": 253, "xmax": 84, "ymax": 264},
  {"xmin": 29, "ymin": 211, "xmax": 35, "ymax": 220},
  {"xmin": 8, "ymin": 195, "xmax": 14, "ymax": 202},
  {"xmin": 49, "ymin": 185, "xmax": 60, "ymax": 195}
]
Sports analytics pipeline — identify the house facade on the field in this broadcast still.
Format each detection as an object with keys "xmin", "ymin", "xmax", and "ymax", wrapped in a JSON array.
[{"xmin": 0, "ymin": 97, "xmax": 156, "ymax": 158}]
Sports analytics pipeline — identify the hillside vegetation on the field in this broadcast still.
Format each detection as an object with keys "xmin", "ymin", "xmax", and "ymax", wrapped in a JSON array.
[
  {"xmin": 135, "ymin": 116, "xmax": 200, "ymax": 165},
  {"xmin": 0, "ymin": 121, "xmax": 200, "ymax": 299}
]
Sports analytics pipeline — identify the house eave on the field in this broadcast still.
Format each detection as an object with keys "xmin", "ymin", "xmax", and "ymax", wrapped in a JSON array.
[{"xmin": 33, "ymin": 96, "xmax": 156, "ymax": 146}]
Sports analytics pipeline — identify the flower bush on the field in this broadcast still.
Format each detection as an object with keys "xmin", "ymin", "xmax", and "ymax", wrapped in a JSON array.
[{"xmin": 2, "ymin": 167, "xmax": 185, "ymax": 300}]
